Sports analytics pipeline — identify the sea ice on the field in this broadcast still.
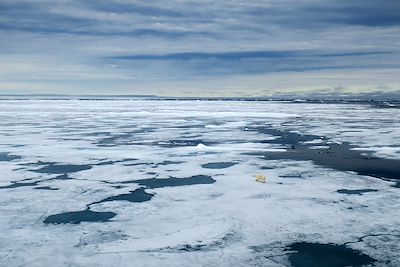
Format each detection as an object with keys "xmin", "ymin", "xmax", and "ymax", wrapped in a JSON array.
[{"xmin": 0, "ymin": 99, "xmax": 399, "ymax": 266}]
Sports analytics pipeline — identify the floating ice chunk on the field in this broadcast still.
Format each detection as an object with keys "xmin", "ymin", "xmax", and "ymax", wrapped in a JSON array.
[
  {"xmin": 302, "ymin": 139, "xmax": 324, "ymax": 144},
  {"xmin": 352, "ymin": 146, "xmax": 400, "ymax": 160},
  {"xmin": 309, "ymin": 145, "xmax": 331, "ymax": 149},
  {"xmin": 189, "ymin": 142, "xmax": 285, "ymax": 153},
  {"xmin": 205, "ymin": 121, "xmax": 248, "ymax": 129},
  {"xmin": 196, "ymin": 143, "xmax": 208, "ymax": 149}
]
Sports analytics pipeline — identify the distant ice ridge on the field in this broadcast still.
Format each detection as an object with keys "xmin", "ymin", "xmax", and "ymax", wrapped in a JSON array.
[{"xmin": 0, "ymin": 99, "xmax": 399, "ymax": 266}]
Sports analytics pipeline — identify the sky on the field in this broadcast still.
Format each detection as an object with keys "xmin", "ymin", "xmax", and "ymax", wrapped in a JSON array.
[{"xmin": 0, "ymin": 0, "xmax": 400, "ymax": 97}]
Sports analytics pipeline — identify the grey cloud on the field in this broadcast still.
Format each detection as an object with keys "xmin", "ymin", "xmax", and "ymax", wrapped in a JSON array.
[{"xmin": 0, "ymin": 0, "xmax": 399, "ymax": 95}]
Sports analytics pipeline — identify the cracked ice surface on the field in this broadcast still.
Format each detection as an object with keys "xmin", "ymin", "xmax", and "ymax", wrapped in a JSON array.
[{"xmin": 0, "ymin": 99, "xmax": 399, "ymax": 266}]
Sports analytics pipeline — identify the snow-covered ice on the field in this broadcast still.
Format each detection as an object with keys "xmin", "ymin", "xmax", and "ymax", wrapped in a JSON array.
[{"xmin": 0, "ymin": 99, "xmax": 399, "ymax": 266}]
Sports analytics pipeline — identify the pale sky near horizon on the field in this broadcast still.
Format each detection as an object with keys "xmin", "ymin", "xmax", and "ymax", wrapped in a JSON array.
[{"xmin": 1, "ymin": 0, "xmax": 400, "ymax": 97}]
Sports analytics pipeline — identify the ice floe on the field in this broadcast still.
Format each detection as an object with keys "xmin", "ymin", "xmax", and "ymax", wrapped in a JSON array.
[{"xmin": 0, "ymin": 99, "xmax": 399, "ymax": 266}]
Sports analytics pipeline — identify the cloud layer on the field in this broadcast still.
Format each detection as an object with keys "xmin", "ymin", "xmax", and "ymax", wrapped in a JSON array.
[{"xmin": 0, "ymin": 0, "xmax": 399, "ymax": 96}]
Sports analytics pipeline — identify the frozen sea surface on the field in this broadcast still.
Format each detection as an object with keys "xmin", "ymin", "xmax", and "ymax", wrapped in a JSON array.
[{"xmin": 0, "ymin": 99, "xmax": 399, "ymax": 266}]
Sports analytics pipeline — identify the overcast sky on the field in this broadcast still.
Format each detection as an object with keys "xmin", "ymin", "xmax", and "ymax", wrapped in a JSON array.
[{"xmin": 1, "ymin": 0, "xmax": 400, "ymax": 96}]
